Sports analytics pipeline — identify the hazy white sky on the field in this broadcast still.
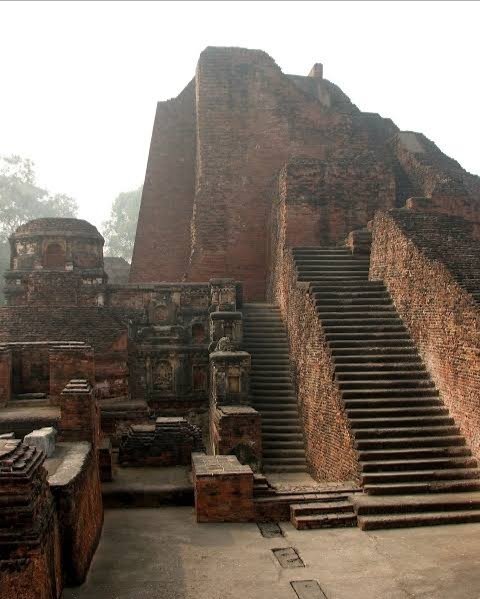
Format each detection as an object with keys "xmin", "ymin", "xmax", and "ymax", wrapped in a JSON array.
[{"xmin": 1, "ymin": 1, "xmax": 479, "ymax": 228}]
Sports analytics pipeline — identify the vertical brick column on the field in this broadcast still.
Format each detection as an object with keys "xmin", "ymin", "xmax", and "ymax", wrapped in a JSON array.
[
  {"xmin": 58, "ymin": 379, "xmax": 100, "ymax": 448},
  {"xmin": 0, "ymin": 439, "xmax": 62, "ymax": 599},
  {"xmin": 0, "ymin": 346, "xmax": 12, "ymax": 407},
  {"xmin": 49, "ymin": 344, "xmax": 95, "ymax": 406}
]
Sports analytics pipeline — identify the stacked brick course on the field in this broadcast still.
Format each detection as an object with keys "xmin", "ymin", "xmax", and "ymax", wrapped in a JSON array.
[{"xmin": 370, "ymin": 209, "xmax": 480, "ymax": 462}]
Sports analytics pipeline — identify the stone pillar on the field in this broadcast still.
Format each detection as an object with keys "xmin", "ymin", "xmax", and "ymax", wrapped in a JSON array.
[
  {"xmin": 210, "ymin": 311, "xmax": 243, "ymax": 349},
  {"xmin": 209, "ymin": 278, "xmax": 237, "ymax": 311},
  {"xmin": 209, "ymin": 348, "xmax": 251, "ymax": 407},
  {"xmin": 0, "ymin": 439, "xmax": 62, "ymax": 599},
  {"xmin": 49, "ymin": 344, "xmax": 95, "ymax": 406},
  {"xmin": 58, "ymin": 379, "xmax": 100, "ymax": 448},
  {"xmin": 0, "ymin": 346, "xmax": 12, "ymax": 407}
]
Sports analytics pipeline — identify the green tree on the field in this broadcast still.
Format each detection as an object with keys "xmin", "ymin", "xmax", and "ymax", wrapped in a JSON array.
[
  {"xmin": 0, "ymin": 154, "xmax": 78, "ymax": 302},
  {"xmin": 102, "ymin": 186, "xmax": 142, "ymax": 261}
]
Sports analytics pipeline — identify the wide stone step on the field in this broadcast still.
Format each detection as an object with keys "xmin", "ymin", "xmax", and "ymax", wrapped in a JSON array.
[
  {"xmin": 354, "ymin": 492, "xmax": 480, "ymax": 515},
  {"xmin": 253, "ymin": 396, "xmax": 298, "ymax": 404},
  {"xmin": 262, "ymin": 424, "xmax": 302, "ymax": 433},
  {"xmin": 355, "ymin": 435, "xmax": 466, "ymax": 450},
  {"xmin": 323, "ymin": 318, "xmax": 403, "ymax": 327},
  {"xmin": 296, "ymin": 260, "xmax": 370, "ymax": 267},
  {"xmin": 263, "ymin": 448, "xmax": 306, "ymax": 458},
  {"xmin": 362, "ymin": 467, "xmax": 480, "ymax": 485},
  {"xmin": 263, "ymin": 464, "xmax": 308, "ymax": 473},
  {"xmin": 324, "ymin": 324, "xmax": 407, "ymax": 333},
  {"xmin": 341, "ymin": 388, "xmax": 439, "ymax": 399},
  {"xmin": 251, "ymin": 382, "xmax": 294, "ymax": 389},
  {"xmin": 338, "ymin": 370, "xmax": 429, "ymax": 380},
  {"xmin": 351, "ymin": 416, "xmax": 454, "ymax": 429},
  {"xmin": 253, "ymin": 389, "xmax": 296, "ymax": 397},
  {"xmin": 251, "ymin": 376, "xmax": 292, "ymax": 383},
  {"xmin": 290, "ymin": 499, "xmax": 352, "ymax": 516},
  {"xmin": 310, "ymin": 282, "xmax": 385, "ymax": 290},
  {"xmin": 327, "ymin": 334, "xmax": 411, "ymax": 344},
  {"xmin": 358, "ymin": 446, "xmax": 472, "ymax": 462},
  {"xmin": 299, "ymin": 275, "xmax": 368, "ymax": 282},
  {"xmin": 263, "ymin": 440, "xmax": 305, "ymax": 449},
  {"xmin": 332, "ymin": 349, "xmax": 418, "ymax": 359},
  {"xmin": 316, "ymin": 307, "xmax": 396, "ymax": 316},
  {"xmin": 339, "ymin": 379, "xmax": 435, "ymax": 390},
  {"xmin": 353, "ymin": 425, "xmax": 459, "ymax": 439},
  {"xmin": 357, "ymin": 510, "xmax": 480, "ymax": 530},
  {"xmin": 263, "ymin": 456, "xmax": 307, "ymax": 465},
  {"xmin": 360, "ymin": 456, "xmax": 477, "ymax": 472},
  {"xmin": 292, "ymin": 512, "xmax": 357, "ymax": 529},
  {"xmin": 262, "ymin": 432, "xmax": 304, "ymax": 441},
  {"xmin": 347, "ymin": 406, "xmax": 448, "ymax": 418},
  {"xmin": 344, "ymin": 397, "xmax": 443, "ymax": 409},
  {"xmin": 336, "ymin": 362, "xmax": 424, "ymax": 371},
  {"xmin": 363, "ymin": 479, "xmax": 480, "ymax": 495},
  {"xmin": 260, "ymin": 412, "xmax": 300, "ymax": 421}
]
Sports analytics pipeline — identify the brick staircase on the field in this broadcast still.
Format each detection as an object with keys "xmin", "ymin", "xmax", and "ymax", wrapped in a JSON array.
[
  {"xmin": 292, "ymin": 246, "xmax": 480, "ymax": 529},
  {"xmin": 290, "ymin": 496, "xmax": 357, "ymax": 529},
  {"xmin": 242, "ymin": 303, "xmax": 307, "ymax": 473}
]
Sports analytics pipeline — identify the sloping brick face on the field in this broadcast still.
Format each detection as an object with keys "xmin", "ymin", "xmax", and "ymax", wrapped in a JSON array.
[{"xmin": 370, "ymin": 209, "xmax": 480, "ymax": 461}]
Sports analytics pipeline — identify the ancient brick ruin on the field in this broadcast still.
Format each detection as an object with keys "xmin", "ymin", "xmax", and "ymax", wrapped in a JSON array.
[{"xmin": 1, "ymin": 46, "xmax": 480, "ymax": 596}]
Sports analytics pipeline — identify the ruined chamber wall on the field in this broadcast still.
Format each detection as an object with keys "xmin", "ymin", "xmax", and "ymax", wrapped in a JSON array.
[
  {"xmin": 370, "ymin": 209, "xmax": 480, "ymax": 461},
  {"xmin": 268, "ymin": 198, "xmax": 360, "ymax": 482}
]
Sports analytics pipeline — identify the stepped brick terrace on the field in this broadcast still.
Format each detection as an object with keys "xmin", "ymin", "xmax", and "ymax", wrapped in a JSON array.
[{"xmin": 1, "ymin": 47, "xmax": 480, "ymax": 598}]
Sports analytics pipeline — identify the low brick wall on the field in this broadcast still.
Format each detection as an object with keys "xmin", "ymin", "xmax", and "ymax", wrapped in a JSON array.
[
  {"xmin": 192, "ymin": 453, "xmax": 254, "ymax": 522},
  {"xmin": 370, "ymin": 209, "xmax": 480, "ymax": 461},
  {"xmin": 270, "ymin": 248, "xmax": 360, "ymax": 483},
  {"xmin": 48, "ymin": 442, "xmax": 103, "ymax": 586}
]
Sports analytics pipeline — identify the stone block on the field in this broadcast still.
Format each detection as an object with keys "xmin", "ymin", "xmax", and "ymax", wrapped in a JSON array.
[{"xmin": 24, "ymin": 426, "xmax": 57, "ymax": 458}]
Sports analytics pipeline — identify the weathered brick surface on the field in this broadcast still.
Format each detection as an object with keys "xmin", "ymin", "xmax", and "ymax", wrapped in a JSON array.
[
  {"xmin": 370, "ymin": 209, "xmax": 480, "ymax": 460},
  {"xmin": 48, "ymin": 442, "xmax": 103, "ymax": 586},
  {"xmin": 130, "ymin": 47, "xmax": 480, "ymax": 300},
  {"xmin": 0, "ymin": 440, "xmax": 62, "ymax": 599},
  {"xmin": 269, "ymin": 248, "xmax": 360, "ymax": 483},
  {"xmin": 211, "ymin": 406, "xmax": 262, "ymax": 470},
  {"xmin": 49, "ymin": 346, "xmax": 95, "ymax": 406},
  {"xmin": 193, "ymin": 453, "xmax": 254, "ymax": 522},
  {"xmin": 0, "ymin": 348, "xmax": 12, "ymax": 407},
  {"xmin": 58, "ymin": 380, "xmax": 100, "ymax": 447}
]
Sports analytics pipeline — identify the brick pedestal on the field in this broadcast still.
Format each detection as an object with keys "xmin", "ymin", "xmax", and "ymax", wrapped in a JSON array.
[
  {"xmin": 58, "ymin": 379, "xmax": 100, "ymax": 447},
  {"xmin": 212, "ymin": 406, "xmax": 262, "ymax": 471},
  {"xmin": 49, "ymin": 345, "xmax": 95, "ymax": 406},
  {"xmin": 192, "ymin": 453, "xmax": 254, "ymax": 522},
  {"xmin": 210, "ymin": 311, "xmax": 243, "ymax": 349}
]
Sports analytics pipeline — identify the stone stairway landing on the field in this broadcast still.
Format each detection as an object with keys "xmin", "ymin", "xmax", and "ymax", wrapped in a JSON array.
[
  {"xmin": 291, "ymin": 246, "xmax": 480, "ymax": 529},
  {"xmin": 242, "ymin": 303, "xmax": 307, "ymax": 473}
]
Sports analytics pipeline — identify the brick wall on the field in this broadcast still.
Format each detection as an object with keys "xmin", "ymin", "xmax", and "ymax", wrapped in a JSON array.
[
  {"xmin": 129, "ymin": 80, "xmax": 196, "ymax": 283},
  {"xmin": 269, "ymin": 246, "xmax": 360, "ymax": 482},
  {"xmin": 48, "ymin": 443, "xmax": 103, "ymax": 586},
  {"xmin": 370, "ymin": 209, "xmax": 480, "ymax": 460}
]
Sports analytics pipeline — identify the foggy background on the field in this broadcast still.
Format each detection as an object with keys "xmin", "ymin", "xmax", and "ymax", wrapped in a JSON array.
[{"xmin": 1, "ymin": 0, "xmax": 478, "ymax": 228}]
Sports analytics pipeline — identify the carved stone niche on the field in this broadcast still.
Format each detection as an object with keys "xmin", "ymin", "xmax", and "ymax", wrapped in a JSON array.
[
  {"xmin": 191, "ymin": 320, "xmax": 208, "ymax": 344},
  {"xmin": 152, "ymin": 359, "xmax": 173, "ymax": 392},
  {"xmin": 210, "ymin": 311, "xmax": 243, "ymax": 348},
  {"xmin": 209, "ymin": 278, "xmax": 237, "ymax": 312},
  {"xmin": 148, "ymin": 295, "xmax": 176, "ymax": 325},
  {"xmin": 209, "ymin": 350, "xmax": 251, "ymax": 407},
  {"xmin": 192, "ymin": 364, "xmax": 208, "ymax": 392}
]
